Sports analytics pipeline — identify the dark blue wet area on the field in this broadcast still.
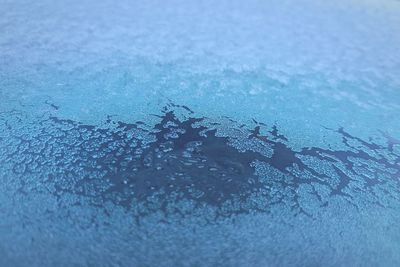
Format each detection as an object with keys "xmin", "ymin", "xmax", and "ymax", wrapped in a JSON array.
[
  {"xmin": 3, "ymin": 104, "xmax": 398, "ymax": 223},
  {"xmin": 48, "ymin": 109, "xmax": 267, "ymax": 214}
]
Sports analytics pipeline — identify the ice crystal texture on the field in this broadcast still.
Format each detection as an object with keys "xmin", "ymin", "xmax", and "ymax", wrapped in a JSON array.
[{"xmin": 1, "ymin": 0, "xmax": 400, "ymax": 266}]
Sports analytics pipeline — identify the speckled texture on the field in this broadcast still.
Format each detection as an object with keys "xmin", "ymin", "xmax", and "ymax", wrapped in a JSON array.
[{"xmin": 1, "ymin": 0, "xmax": 400, "ymax": 266}]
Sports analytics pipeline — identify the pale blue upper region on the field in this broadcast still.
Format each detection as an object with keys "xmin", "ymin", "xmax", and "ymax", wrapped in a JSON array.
[{"xmin": 1, "ymin": 0, "xmax": 400, "ymax": 144}]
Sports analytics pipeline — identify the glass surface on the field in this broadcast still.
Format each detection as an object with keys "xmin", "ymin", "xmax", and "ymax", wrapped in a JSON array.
[{"xmin": 1, "ymin": 0, "xmax": 400, "ymax": 266}]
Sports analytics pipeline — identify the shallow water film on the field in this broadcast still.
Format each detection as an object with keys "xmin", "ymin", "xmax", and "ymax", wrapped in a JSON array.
[{"xmin": 1, "ymin": 0, "xmax": 400, "ymax": 266}]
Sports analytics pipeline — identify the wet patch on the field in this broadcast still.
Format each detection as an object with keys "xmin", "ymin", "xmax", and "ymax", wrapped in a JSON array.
[{"xmin": 0, "ymin": 104, "xmax": 399, "ymax": 220}]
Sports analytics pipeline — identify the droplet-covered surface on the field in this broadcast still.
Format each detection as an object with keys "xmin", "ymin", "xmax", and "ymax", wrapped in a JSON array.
[{"xmin": 1, "ymin": 0, "xmax": 400, "ymax": 266}]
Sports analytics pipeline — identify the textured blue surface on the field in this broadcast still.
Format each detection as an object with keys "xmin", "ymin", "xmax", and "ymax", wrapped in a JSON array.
[{"xmin": 1, "ymin": 0, "xmax": 400, "ymax": 266}]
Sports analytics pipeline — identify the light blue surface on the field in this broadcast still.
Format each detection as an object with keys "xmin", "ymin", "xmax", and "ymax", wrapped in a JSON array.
[{"xmin": 1, "ymin": 0, "xmax": 400, "ymax": 266}]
